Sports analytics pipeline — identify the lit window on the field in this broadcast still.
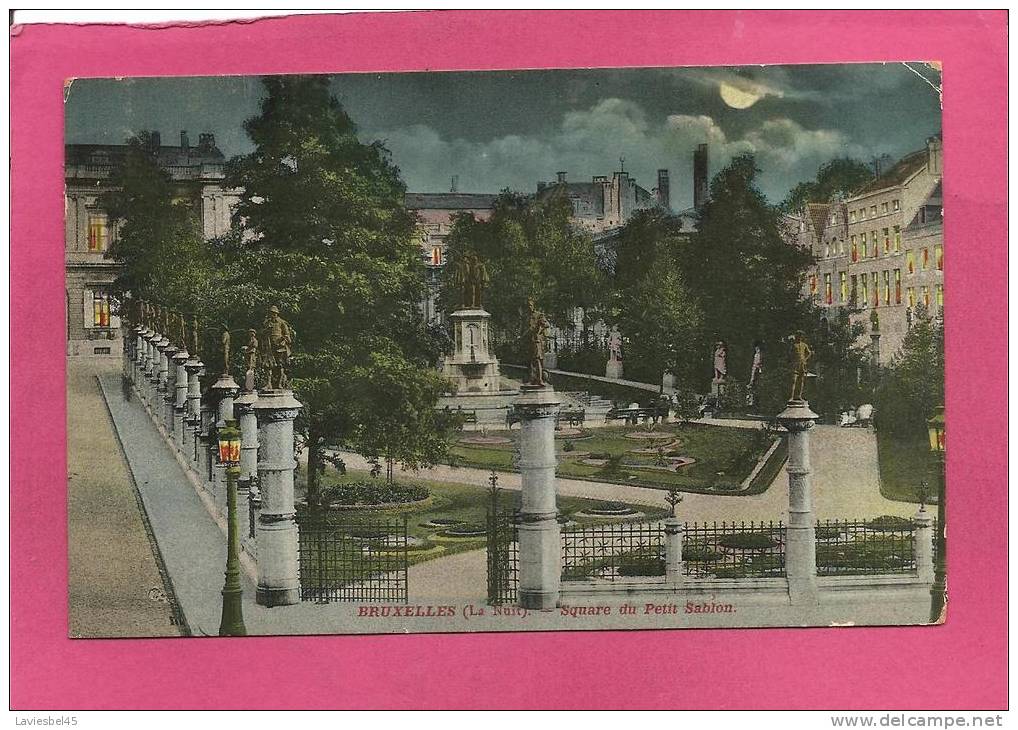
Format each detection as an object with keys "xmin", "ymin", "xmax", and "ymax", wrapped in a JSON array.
[
  {"xmin": 893, "ymin": 199, "xmax": 900, "ymax": 211},
  {"xmin": 840, "ymin": 272, "xmax": 848, "ymax": 303},
  {"xmin": 83, "ymin": 288, "xmax": 117, "ymax": 329},
  {"xmin": 88, "ymin": 214, "xmax": 108, "ymax": 252},
  {"xmin": 871, "ymin": 272, "xmax": 879, "ymax": 307},
  {"xmin": 936, "ymin": 284, "xmax": 943, "ymax": 307},
  {"xmin": 860, "ymin": 276, "xmax": 869, "ymax": 307},
  {"xmin": 922, "ymin": 248, "xmax": 929, "ymax": 270},
  {"xmin": 921, "ymin": 286, "xmax": 930, "ymax": 308},
  {"xmin": 893, "ymin": 225, "xmax": 901, "ymax": 253},
  {"xmin": 935, "ymin": 244, "xmax": 943, "ymax": 271},
  {"xmin": 861, "ymin": 236, "xmax": 868, "ymax": 258},
  {"xmin": 906, "ymin": 250, "xmax": 915, "ymax": 274},
  {"xmin": 859, "ymin": 208, "xmax": 866, "ymax": 220},
  {"xmin": 882, "ymin": 228, "xmax": 890, "ymax": 254},
  {"xmin": 883, "ymin": 270, "xmax": 890, "ymax": 305},
  {"xmin": 895, "ymin": 269, "xmax": 902, "ymax": 304},
  {"xmin": 824, "ymin": 273, "xmax": 832, "ymax": 305},
  {"xmin": 431, "ymin": 246, "xmax": 442, "ymax": 266},
  {"xmin": 907, "ymin": 287, "xmax": 916, "ymax": 308},
  {"xmin": 809, "ymin": 274, "xmax": 817, "ymax": 295},
  {"xmin": 851, "ymin": 235, "xmax": 858, "ymax": 262},
  {"xmin": 871, "ymin": 231, "xmax": 879, "ymax": 257}
]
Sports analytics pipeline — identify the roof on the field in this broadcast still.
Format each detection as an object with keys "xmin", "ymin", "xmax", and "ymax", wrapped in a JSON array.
[
  {"xmin": 806, "ymin": 202, "xmax": 831, "ymax": 240},
  {"xmin": 852, "ymin": 148, "xmax": 928, "ymax": 196},
  {"xmin": 404, "ymin": 192, "xmax": 499, "ymax": 211},
  {"xmin": 65, "ymin": 142, "xmax": 225, "ymax": 168},
  {"xmin": 903, "ymin": 181, "xmax": 943, "ymax": 232}
]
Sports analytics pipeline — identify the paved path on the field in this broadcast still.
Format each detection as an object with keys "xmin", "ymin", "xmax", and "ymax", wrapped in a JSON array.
[{"xmin": 68, "ymin": 360, "xmax": 182, "ymax": 638}]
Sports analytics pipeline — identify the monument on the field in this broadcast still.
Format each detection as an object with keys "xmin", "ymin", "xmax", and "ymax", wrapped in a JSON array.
[
  {"xmin": 605, "ymin": 325, "xmax": 623, "ymax": 380},
  {"xmin": 441, "ymin": 252, "xmax": 502, "ymax": 393}
]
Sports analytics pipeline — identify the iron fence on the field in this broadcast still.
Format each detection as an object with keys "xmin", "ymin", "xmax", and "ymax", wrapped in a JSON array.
[
  {"xmin": 296, "ymin": 508, "xmax": 409, "ymax": 603},
  {"xmin": 682, "ymin": 521, "xmax": 787, "ymax": 579},
  {"xmin": 815, "ymin": 517, "xmax": 917, "ymax": 576},
  {"xmin": 486, "ymin": 509, "xmax": 519, "ymax": 605},
  {"xmin": 561, "ymin": 522, "xmax": 666, "ymax": 582}
]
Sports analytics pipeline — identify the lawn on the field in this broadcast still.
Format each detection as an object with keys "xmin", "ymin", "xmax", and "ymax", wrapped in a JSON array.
[
  {"xmin": 449, "ymin": 422, "xmax": 783, "ymax": 495},
  {"xmin": 303, "ymin": 470, "xmax": 670, "ymax": 566},
  {"xmin": 876, "ymin": 429, "xmax": 942, "ymax": 503}
]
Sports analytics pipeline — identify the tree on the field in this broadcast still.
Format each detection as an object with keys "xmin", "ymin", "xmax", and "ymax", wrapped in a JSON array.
[
  {"xmin": 875, "ymin": 305, "xmax": 944, "ymax": 438},
  {"xmin": 605, "ymin": 209, "xmax": 705, "ymax": 389},
  {"xmin": 781, "ymin": 157, "xmax": 875, "ymax": 212},
  {"xmin": 222, "ymin": 75, "xmax": 454, "ymax": 506},
  {"xmin": 439, "ymin": 190, "xmax": 605, "ymax": 361},
  {"xmin": 680, "ymin": 154, "xmax": 815, "ymax": 389}
]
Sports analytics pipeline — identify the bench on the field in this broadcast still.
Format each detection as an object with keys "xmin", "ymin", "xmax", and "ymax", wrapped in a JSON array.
[
  {"xmin": 444, "ymin": 406, "xmax": 478, "ymax": 429},
  {"xmin": 604, "ymin": 404, "xmax": 670, "ymax": 425},
  {"xmin": 557, "ymin": 408, "xmax": 586, "ymax": 427}
]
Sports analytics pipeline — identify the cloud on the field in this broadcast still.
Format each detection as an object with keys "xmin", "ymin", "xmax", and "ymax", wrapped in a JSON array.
[{"xmin": 366, "ymin": 98, "xmax": 870, "ymax": 205}]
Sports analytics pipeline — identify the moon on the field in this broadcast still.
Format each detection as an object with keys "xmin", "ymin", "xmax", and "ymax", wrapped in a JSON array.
[{"xmin": 719, "ymin": 81, "xmax": 762, "ymax": 109}]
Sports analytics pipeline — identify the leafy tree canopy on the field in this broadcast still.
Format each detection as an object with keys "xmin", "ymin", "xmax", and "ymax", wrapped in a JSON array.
[{"xmin": 781, "ymin": 157, "xmax": 875, "ymax": 212}]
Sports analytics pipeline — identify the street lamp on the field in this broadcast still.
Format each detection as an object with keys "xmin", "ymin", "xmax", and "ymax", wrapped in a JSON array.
[
  {"xmin": 927, "ymin": 405, "xmax": 946, "ymax": 623},
  {"xmin": 217, "ymin": 419, "xmax": 247, "ymax": 636}
]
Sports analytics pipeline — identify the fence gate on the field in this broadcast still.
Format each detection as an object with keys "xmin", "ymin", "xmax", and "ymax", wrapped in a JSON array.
[
  {"xmin": 486, "ymin": 508, "xmax": 519, "ymax": 605},
  {"xmin": 296, "ymin": 509, "xmax": 409, "ymax": 603}
]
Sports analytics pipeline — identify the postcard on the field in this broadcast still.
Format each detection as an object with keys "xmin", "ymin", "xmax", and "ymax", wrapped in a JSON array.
[{"xmin": 60, "ymin": 61, "xmax": 954, "ymax": 639}]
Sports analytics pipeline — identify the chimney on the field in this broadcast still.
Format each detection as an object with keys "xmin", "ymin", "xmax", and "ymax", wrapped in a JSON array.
[
  {"xmin": 180, "ymin": 130, "xmax": 189, "ymax": 149},
  {"xmin": 556, "ymin": 171, "xmax": 567, "ymax": 184},
  {"xmin": 198, "ymin": 132, "xmax": 216, "ymax": 151},
  {"xmin": 693, "ymin": 143, "xmax": 710, "ymax": 209},
  {"xmin": 656, "ymin": 169, "xmax": 671, "ymax": 210},
  {"xmin": 150, "ymin": 131, "xmax": 161, "ymax": 148},
  {"xmin": 450, "ymin": 175, "xmax": 459, "ymax": 193},
  {"xmin": 927, "ymin": 134, "xmax": 943, "ymax": 175}
]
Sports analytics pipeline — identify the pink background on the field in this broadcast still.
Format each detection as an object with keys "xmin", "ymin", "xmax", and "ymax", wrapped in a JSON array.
[{"xmin": 10, "ymin": 10, "xmax": 1007, "ymax": 710}]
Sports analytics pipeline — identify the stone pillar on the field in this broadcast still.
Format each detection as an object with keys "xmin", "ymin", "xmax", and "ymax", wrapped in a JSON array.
[
  {"xmin": 514, "ymin": 384, "xmax": 562, "ymax": 610},
  {"xmin": 234, "ymin": 389, "xmax": 259, "ymax": 493},
  {"xmin": 133, "ymin": 327, "xmax": 146, "ymax": 386},
  {"xmin": 173, "ymin": 350, "xmax": 190, "ymax": 450},
  {"xmin": 184, "ymin": 358, "xmax": 204, "ymax": 466},
  {"xmin": 253, "ymin": 389, "xmax": 303, "ymax": 607},
  {"xmin": 211, "ymin": 374, "xmax": 240, "ymax": 511},
  {"xmin": 163, "ymin": 344, "xmax": 179, "ymax": 432},
  {"xmin": 143, "ymin": 330, "xmax": 158, "ymax": 405},
  {"xmin": 664, "ymin": 517, "xmax": 684, "ymax": 587},
  {"xmin": 777, "ymin": 399, "xmax": 819, "ymax": 605},
  {"xmin": 913, "ymin": 506, "xmax": 935, "ymax": 585}
]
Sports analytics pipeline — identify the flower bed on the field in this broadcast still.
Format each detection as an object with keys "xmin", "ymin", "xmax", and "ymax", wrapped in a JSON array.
[{"xmin": 323, "ymin": 480, "xmax": 432, "ymax": 511}]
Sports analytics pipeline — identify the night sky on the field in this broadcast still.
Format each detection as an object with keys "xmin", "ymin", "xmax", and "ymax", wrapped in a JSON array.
[{"xmin": 65, "ymin": 63, "xmax": 942, "ymax": 207}]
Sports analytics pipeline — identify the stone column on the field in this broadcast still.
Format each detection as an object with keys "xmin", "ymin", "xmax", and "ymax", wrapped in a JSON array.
[
  {"xmin": 184, "ymin": 360, "xmax": 204, "ymax": 459},
  {"xmin": 234, "ymin": 389, "xmax": 259, "ymax": 493},
  {"xmin": 131, "ymin": 326, "xmax": 144, "ymax": 384},
  {"xmin": 163, "ymin": 343, "xmax": 179, "ymax": 432},
  {"xmin": 253, "ymin": 389, "xmax": 303, "ymax": 607},
  {"xmin": 913, "ymin": 506, "xmax": 935, "ymax": 585},
  {"xmin": 211, "ymin": 374, "xmax": 240, "ymax": 511},
  {"xmin": 514, "ymin": 384, "xmax": 562, "ymax": 610},
  {"xmin": 664, "ymin": 517, "xmax": 684, "ymax": 587},
  {"xmin": 777, "ymin": 399, "xmax": 819, "ymax": 605},
  {"xmin": 142, "ymin": 330, "xmax": 157, "ymax": 405},
  {"xmin": 173, "ymin": 349, "xmax": 190, "ymax": 450}
]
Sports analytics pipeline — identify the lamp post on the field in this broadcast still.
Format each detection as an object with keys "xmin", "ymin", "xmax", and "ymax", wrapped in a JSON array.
[
  {"xmin": 217, "ymin": 419, "xmax": 247, "ymax": 636},
  {"xmin": 927, "ymin": 405, "xmax": 946, "ymax": 623}
]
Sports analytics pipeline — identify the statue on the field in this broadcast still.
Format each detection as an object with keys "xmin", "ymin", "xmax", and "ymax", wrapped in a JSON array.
[
  {"xmin": 221, "ymin": 327, "xmax": 231, "ymax": 376},
  {"xmin": 525, "ymin": 298, "xmax": 548, "ymax": 387},
  {"xmin": 712, "ymin": 340, "xmax": 728, "ymax": 383},
  {"xmin": 191, "ymin": 316, "xmax": 200, "ymax": 360},
  {"xmin": 607, "ymin": 326, "xmax": 623, "ymax": 363},
  {"xmin": 242, "ymin": 329, "xmax": 258, "ymax": 392},
  {"xmin": 749, "ymin": 340, "xmax": 764, "ymax": 388},
  {"xmin": 789, "ymin": 330, "xmax": 814, "ymax": 401},
  {"xmin": 176, "ymin": 311, "xmax": 187, "ymax": 351},
  {"xmin": 454, "ymin": 252, "xmax": 489, "ymax": 309},
  {"xmin": 152, "ymin": 304, "xmax": 161, "ymax": 334},
  {"xmin": 262, "ymin": 305, "xmax": 295, "ymax": 390}
]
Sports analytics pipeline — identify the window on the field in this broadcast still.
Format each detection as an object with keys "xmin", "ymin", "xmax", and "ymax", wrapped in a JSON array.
[
  {"xmin": 893, "ymin": 199, "xmax": 900, "ymax": 211},
  {"xmin": 430, "ymin": 246, "xmax": 442, "ymax": 266},
  {"xmin": 907, "ymin": 287, "xmax": 916, "ymax": 308},
  {"xmin": 893, "ymin": 225, "xmax": 901, "ymax": 253},
  {"xmin": 871, "ymin": 272, "xmax": 879, "ymax": 307},
  {"xmin": 870, "ymin": 205, "xmax": 878, "ymax": 217},
  {"xmin": 860, "ymin": 275, "xmax": 869, "ymax": 307},
  {"xmin": 935, "ymin": 244, "xmax": 943, "ymax": 271},
  {"xmin": 851, "ymin": 235, "xmax": 858, "ymax": 262},
  {"xmin": 883, "ymin": 270, "xmax": 891, "ymax": 305},
  {"xmin": 861, "ymin": 236, "xmax": 868, "ymax": 258},
  {"xmin": 809, "ymin": 274, "xmax": 817, "ymax": 295},
  {"xmin": 936, "ymin": 284, "xmax": 943, "ymax": 307},
  {"xmin": 906, "ymin": 250, "xmax": 915, "ymax": 274},
  {"xmin": 895, "ymin": 269, "xmax": 902, "ymax": 304},
  {"xmin": 850, "ymin": 274, "xmax": 858, "ymax": 304},
  {"xmin": 921, "ymin": 286, "xmax": 930, "ymax": 308},
  {"xmin": 87, "ymin": 214, "xmax": 108, "ymax": 252},
  {"xmin": 871, "ymin": 231, "xmax": 879, "ymax": 257},
  {"xmin": 881, "ymin": 202, "xmax": 889, "ymax": 214},
  {"xmin": 824, "ymin": 242, "xmax": 830, "ymax": 258},
  {"xmin": 882, "ymin": 228, "xmax": 890, "ymax": 254},
  {"xmin": 82, "ymin": 288, "xmax": 118, "ymax": 329},
  {"xmin": 859, "ymin": 208, "xmax": 866, "ymax": 220},
  {"xmin": 824, "ymin": 273, "xmax": 832, "ymax": 305},
  {"xmin": 840, "ymin": 272, "xmax": 848, "ymax": 303},
  {"xmin": 850, "ymin": 210, "xmax": 857, "ymax": 223},
  {"xmin": 922, "ymin": 248, "xmax": 929, "ymax": 270}
]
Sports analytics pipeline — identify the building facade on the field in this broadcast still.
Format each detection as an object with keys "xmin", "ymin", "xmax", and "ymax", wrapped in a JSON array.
[
  {"xmin": 796, "ymin": 135, "xmax": 944, "ymax": 364},
  {"xmin": 65, "ymin": 131, "xmax": 239, "ymax": 357},
  {"xmin": 535, "ymin": 167, "xmax": 670, "ymax": 235}
]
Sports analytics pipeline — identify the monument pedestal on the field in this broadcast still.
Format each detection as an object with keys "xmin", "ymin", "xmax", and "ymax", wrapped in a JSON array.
[
  {"xmin": 441, "ymin": 308, "xmax": 501, "ymax": 393},
  {"xmin": 605, "ymin": 359, "xmax": 623, "ymax": 380},
  {"xmin": 777, "ymin": 399, "xmax": 820, "ymax": 605}
]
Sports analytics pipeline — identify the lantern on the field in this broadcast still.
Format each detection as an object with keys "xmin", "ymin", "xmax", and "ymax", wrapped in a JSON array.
[
  {"xmin": 218, "ymin": 421, "xmax": 242, "ymax": 466},
  {"xmin": 927, "ymin": 405, "xmax": 945, "ymax": 453}
]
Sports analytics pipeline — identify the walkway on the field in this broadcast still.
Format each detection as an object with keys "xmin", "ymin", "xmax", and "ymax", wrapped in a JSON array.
[{"xmin": 68, "ymin": 360, "xmax": 182, "ymax": 638}]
